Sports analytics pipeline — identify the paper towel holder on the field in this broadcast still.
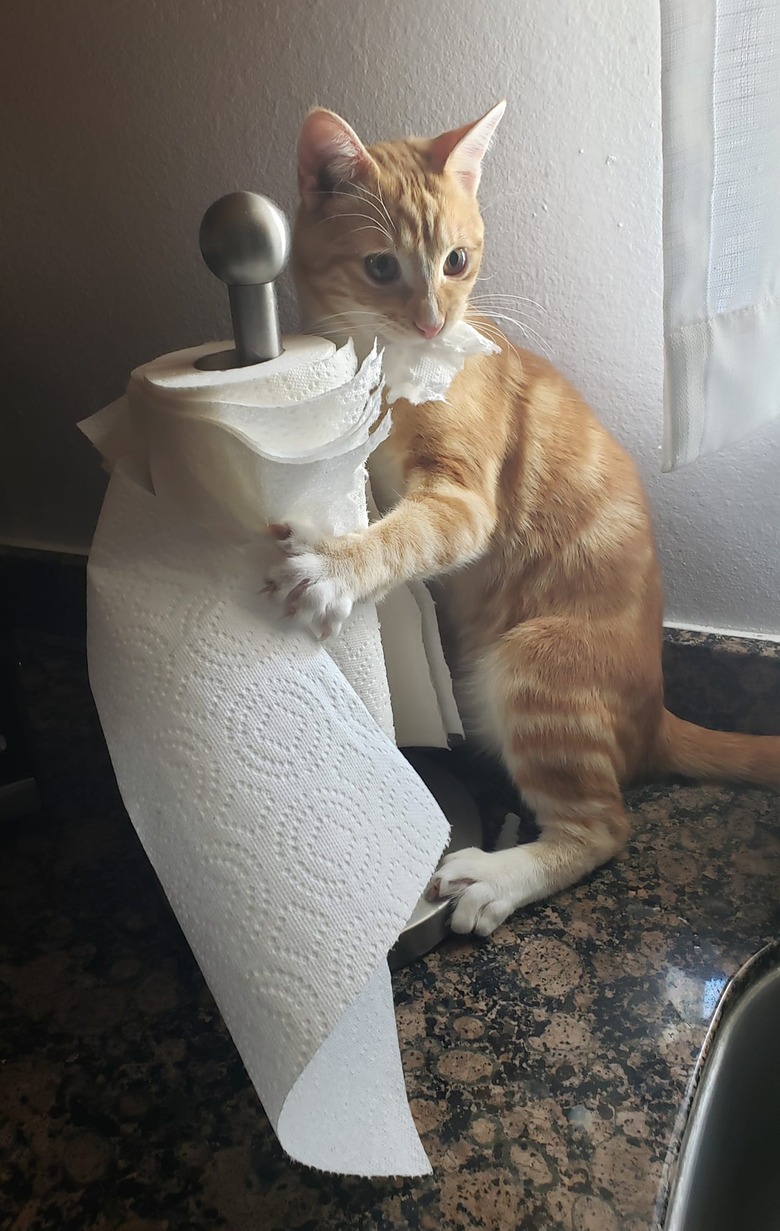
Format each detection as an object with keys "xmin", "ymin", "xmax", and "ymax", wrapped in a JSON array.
[
  {"xmin": 193, "ymin": 192, "xmax": 492, "ymax": 968},
  {"xmin": 195, "ymin": 191, "xmax": 290, "ymax": 371}
]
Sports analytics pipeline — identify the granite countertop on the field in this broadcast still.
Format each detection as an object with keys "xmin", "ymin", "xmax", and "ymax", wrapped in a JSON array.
[{"xmin": 1, "ymin": 629, "xmax": 779, "ymax": 1231}]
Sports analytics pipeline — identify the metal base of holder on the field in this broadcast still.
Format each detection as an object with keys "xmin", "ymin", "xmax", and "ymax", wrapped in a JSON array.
[
  {"xmin": 193, "ymin": 344, "xmax": 287, "ymax": 372},
  {"xmin": 388, "ymin": 749, "xmax": 484, "ymax": 970},
  {"xmin": 193, "ymin": 347, "xmax": 245, "ymax": 371}
]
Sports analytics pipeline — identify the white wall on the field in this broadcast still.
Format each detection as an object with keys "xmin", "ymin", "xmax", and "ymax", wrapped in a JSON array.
[{"xmin": 2, "ymin": 0, "xmax": 778, "ymax": 634}]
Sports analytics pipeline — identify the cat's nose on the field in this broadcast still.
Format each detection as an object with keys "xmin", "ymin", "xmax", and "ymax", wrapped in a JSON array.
[{"xmin": 414, "ymin": 319, "xmax": 444, "ymax": 339}]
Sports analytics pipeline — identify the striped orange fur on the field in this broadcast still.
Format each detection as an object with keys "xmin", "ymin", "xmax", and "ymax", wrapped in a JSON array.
[{"xmin": 267, "ymin": 105, "xmax": 780, "ymax": 935}]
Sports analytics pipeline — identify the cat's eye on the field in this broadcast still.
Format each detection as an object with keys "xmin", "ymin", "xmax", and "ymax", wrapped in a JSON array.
[
  {"xmin": 364, "ymin": 253, "xmax": 400, "ymax": 284},
  {"xmin": 443, "ymin": 248, "xmax": 468, "ymax": 277}
]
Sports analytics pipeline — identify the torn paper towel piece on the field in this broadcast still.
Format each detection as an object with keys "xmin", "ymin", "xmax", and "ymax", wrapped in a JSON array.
[
  {"xmin": 382, "ymin": 320, "xmax": 499, "ymax": 406},
  {"xmin": 80, "ymin": 336, "xmax": 450, "ymax": 1175}
]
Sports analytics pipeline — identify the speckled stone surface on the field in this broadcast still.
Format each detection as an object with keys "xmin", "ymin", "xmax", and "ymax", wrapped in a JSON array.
[{"xmin": 1, "ymin": 628, "xmax": 778, "ymax": 1231}]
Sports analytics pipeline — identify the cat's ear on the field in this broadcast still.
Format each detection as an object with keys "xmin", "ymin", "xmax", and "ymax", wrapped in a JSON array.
[
  {"xmin": 297, "ymin": 108, "xmax": 375, "ymax": 209},
  {"xmin": 430, "ymin": 100, "xmax": 506, "ymax": 194}
]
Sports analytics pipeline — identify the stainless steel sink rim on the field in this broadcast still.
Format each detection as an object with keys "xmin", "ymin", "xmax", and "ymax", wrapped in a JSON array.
[{"xmin": 657, "ymin": 940, "xmax": 780, "ymax": 1231}]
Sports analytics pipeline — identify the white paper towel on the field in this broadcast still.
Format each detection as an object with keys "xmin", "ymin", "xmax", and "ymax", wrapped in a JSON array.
[
  {"xmin": 80, "ymin": 336, "xmax": 452, "ymax": 1175},
  {"xmin": 383, "ymin": 320, "xmax": 499, "ymax": 406}
]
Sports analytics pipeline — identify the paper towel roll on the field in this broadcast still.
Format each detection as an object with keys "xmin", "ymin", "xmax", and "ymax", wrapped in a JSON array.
[
  {"xmin": 80, "ymin": 336, "xmax": 451, "ymax": 1175},
  {"xmin": 81, "ymin": 339, "xmax": 465, "ymax": 1171}
]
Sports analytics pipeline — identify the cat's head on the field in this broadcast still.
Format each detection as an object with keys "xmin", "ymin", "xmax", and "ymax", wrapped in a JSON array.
[{"xmin": 292, "ymin": 103, "xmax": 505, "ymax": 356}]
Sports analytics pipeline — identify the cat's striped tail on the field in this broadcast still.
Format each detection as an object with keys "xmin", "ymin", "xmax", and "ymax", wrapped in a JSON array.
[{"xmin": 654, "ymin": 710, "xmax": 780, "ymax": 788}]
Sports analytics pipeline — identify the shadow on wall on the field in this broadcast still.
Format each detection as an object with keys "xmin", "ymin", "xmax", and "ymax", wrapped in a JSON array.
[{"xmin": 0, "ymin": 0, "xmax": 777, "ymax": 635}]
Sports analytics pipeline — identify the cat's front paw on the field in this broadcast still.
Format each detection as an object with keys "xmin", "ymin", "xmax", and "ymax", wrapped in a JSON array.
[
  {"xmin": 427, "ymin": 847, "xmax": 516, "ymax": 937},
  {"xmin": 264, "ymin": 520, "xmax": 355, "ymax": 640}
]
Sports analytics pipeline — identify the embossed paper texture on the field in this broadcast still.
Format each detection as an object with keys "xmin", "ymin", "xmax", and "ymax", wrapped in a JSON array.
[{"xmin": 80, "ymin": 337, "xmax": 450, "ymax": 1175}]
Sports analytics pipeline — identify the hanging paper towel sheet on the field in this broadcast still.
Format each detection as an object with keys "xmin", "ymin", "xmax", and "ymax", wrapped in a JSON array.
[{"xmin": 79, "ymin": 335, "xmax": 451, "ymax": 1176}]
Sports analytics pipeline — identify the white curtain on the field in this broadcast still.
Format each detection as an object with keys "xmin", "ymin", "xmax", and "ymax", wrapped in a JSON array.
[{"xmin": 660, "ymin": 0, "xmax": 780, "ymax": 470}]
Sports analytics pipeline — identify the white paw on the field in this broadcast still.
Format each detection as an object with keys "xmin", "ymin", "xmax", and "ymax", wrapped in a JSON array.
[
  {"xmin": 264, "ymin": 519, "xmax": 354, "ymax": 641},
  {"xmin": 427, "ymin": 847, "xmax": 518, "ymax": 937}
]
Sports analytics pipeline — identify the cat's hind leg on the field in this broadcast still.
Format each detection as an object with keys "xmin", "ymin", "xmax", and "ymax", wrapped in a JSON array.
[{"xmin": 428, "ymin": 618, "xmax": 634, "ymax": 934}]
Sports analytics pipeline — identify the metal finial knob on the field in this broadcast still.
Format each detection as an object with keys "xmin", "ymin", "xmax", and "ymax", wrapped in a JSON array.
[{"xmin": 196, "ymin": 191, "xmax": 291, "ymax": 370}]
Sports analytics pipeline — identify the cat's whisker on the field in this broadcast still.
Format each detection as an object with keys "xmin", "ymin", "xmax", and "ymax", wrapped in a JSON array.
[
  {"xmin": 373, "ymin": 183, "xmax": 396, "ymax": 234},
  {"xmin": 309, "ymin": 307, "xmax": 390, "ymax": 341},
  {"xmin": 483, "ymin": 311, "xmax": 553, "ymax": 360},
  {"xmin": 470, "ymin": 294, "xmax": 548, "ymax": 316},
  {"xmin": 470, "ymin": 292, "xmax": 546, "ymax": 307},
  {"xmin": 310, "ymin": 186, "xmax": 395, "ymax": 239},
  {"xmin": 315, "ymin": 327, "xmax": 385, "ymax": 344},
  {"xmin": 312, "ymin": 316, "xmax": 388, "ymax": 328},
  {"xmin": 465, "ymin": 313, "xmax": 522, "ymax": 366},
  {"xmin": 473, "ymin": 325, "xmax": 518, "ymax": 364},
  {"xmin": 313, "ymin": 187, "xmax": 394, "ymax": 231},
  {"xmin": 312, "ymin": 211, "xmax": 394, "ymax": 244},
  {"xmin": 310, "ymin": 324, "xmax": 386, "ymax": 339},
  {"xmin": 469, "ymin": 310, "xmax": 525, "ymax": 357},
  {"xmin": 312, "ymin": 308, "xmax": 389, "ymax": 322},
  {"xmin": 473, "ymin": 306, "xmax": 548, "ymax": 332},
  {"xmin": 490, "ymin": 321, "xmax": 551, "ymax": 360},
  {"xmin": 479, "ymin": 317, "xmax": 546, "ymax": 356},
  {"xmin": 470, "ymin": 303, "xmax": 550, "ymax": 340},
  {"xmin": 470, "ymin": 304, "xmax": 546, "ymax": 321},
  {"xmin": 357, "ymin": 181, "xmax": 396, "ymax": 234},
  {"xmin": 342, "ymin": 223, "xmax": 395, "ymax": 244}
]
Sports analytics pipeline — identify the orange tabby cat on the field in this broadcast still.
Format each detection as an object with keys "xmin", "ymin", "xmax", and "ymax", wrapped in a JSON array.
[{"xmin": 266, "ymin": 103, "xmax": 780, "ymax": 936}]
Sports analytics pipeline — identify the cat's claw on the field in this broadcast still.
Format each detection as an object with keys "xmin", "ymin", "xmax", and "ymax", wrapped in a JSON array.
[
  {"xmin": 428, "ymin": 847, "xmax": 516, "ymax": 937},
  {"xmin": 265, "ymin": 519, "xmax": 354, "ymax": 640}
]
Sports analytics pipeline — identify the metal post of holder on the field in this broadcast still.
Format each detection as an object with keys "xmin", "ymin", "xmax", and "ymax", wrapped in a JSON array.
[{"xmin": 195, "ymin": 191, "xmax": 291, "ymax": 371}]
